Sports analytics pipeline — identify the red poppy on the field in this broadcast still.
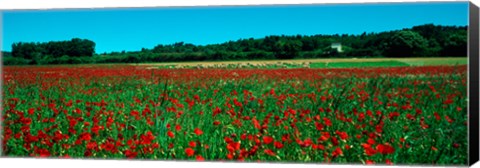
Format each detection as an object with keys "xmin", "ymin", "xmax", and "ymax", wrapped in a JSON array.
[
  {"xmin": 167, "ymin": 131, "xmax": 175, "ymax": 138},
  {"xmin": 445, "ymin": 116, "xmax": 454, "ymax": 123},
  {"xmin": 323, "ymin": 117, "xmax": 332, "ymax": 126},
  {"xmin": 317, "ymin": 144, "xmax": 325, "ymax": 150},
  {"xmin": 28, "ymin": 108, "xmax": 35, "ymax": 115},
  {"xmin": 376, "ymin": 143, "xmax": 395, "ymax": 155},
  {"xmin": 335, "ymin": 131, "xmax": 348, "ymax": 140},
  {"xmin": 263, "ymin": 136, "xmax": 274, "ymax": 144},
  {"xmin": 86, "ymin": 141, "xmax": 98, "ymax": 150},
  {"xmin": 345, "ymin": 144, "xmax": 351, "ymax": 150},
  {"xmin": 240, "ymin": 133, "xmax": 247, "ymax": 140},
  {"xmin": 264, "ymin": 149, "xmax": 276, "ymax": 156},
  {"xmin": 175, "ymin": 125, "xmax": 182, "ymax": 131},
  {"xmin": 227, "ymin": 153, "xmax": 234, "ymax": 160},
  {"xmin": 194, "ymin": 128, "xmax": 203, "ymax": 136},
  {"xmin": 367, "ymin": 138, "xmax": 376, "ymax": 145},
  {"xmin": 443, "ymin": 99, "xmax": 453, "ymax": 105},
  {"xmin": 386, "ymin": 159, "xmax": 393, "ymax": 165},
  {"xmin": 189, "ymin": 141, "xmax": 196, "ymax": 148},
  {"xmin": 274, "ymin": 141, "xmax": 284, "ymax": 149},
  {"xmin": 37, "ymin": 148, "xmax": 51, "ymax": 157},
  {"xmin": 80, "ymin": 132, "xmax": 92, "ymax": 141},
  {"xmin": 185, "ymin": 148, "xmax": 195, "ymax": 157},
  {"xmin": 125, "ymin": 150, "xmax": 138, "ymax": 158},
  {"xmin": 362, "ymin": 143, "xmax": 377, "ymax": 156},
  {"xmin": 224, "ymin": 137, "xmax": 233, "ymax": 143},
  {"xmin": 252, "ymin": 118, "xmax": 261, "ymax": 130},
  {"xmin": 140, "ymin": 131, "xmax": 156, "ymax": 145},
  {"xmin": 365, "ymin": 160, "xmax": 375, "ymax": 164},
  {"xmin": 453, "ymin": 143, "xmax": 460, "ymax": 148},
  {"xmin": 332, "ymin": 147, "xmax": 343, "ymax": 158},
  {"xmin": 434, "ymin": 112, "xmax": 441, "ymax": 121},
  {"xmin": 303, "ymin": 138, "xmax": 313, "ymax": 147},
  {"xmin": 315, "ymin": 122, "xmax": 324, "ymax": 131},
  {"xmin": 318, "ymin": 131, "xmax": 330, "ymax": 142},
  {"xmin": 226, "ymin": 141, "xmax": 241, "ymax": 152},
  {"xmin": 196, "ymin": 155, "xmax": 205, "ymax": 161},
  {"xmin": 331, "ymin": 137, "xmax": 339, "ymax": 146}
]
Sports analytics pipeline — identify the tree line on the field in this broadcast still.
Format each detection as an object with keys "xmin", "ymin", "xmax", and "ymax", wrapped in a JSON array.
[{"xmin": 3, "ymin": 24, "xmax": 467, "ymax": 65}]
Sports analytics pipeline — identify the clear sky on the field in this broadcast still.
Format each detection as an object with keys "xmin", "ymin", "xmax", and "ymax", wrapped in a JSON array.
[{"xmin": 1, "ymin": 2, "xmax": 469, "ymax": 53}]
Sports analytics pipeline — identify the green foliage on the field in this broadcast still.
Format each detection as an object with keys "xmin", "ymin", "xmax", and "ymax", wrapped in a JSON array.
[
  {"xmin": 2, "ymin": 51, "xmax": 13, "ymax": 57},
  {"xmin": 3, "ymin": 57, "xmax": 32, "ymax": 65},
  {"xmin": 3, "ymin": 24, "xmax": 468, "ymax": 65},
  {"xmin": 11, "ymin": 38, "xmax": 95, "ymax": 59},
  {"xmin": 385, "ymin": 30, "xmax": 429, "ymax": 57},
  {"xmin": 442, "ymin": 32, "xmax": 467, "ymax": 57}
]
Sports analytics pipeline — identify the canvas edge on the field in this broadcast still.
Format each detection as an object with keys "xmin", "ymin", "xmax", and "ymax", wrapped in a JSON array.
[{"xmin": 468, "ymin": 1, "xmax": 480, "ymax": 166}]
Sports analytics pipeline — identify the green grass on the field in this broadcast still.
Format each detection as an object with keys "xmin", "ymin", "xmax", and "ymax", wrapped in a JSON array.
[{"xmin": 309, "ymin": 61, "xmax": 410, "ymax": 68}]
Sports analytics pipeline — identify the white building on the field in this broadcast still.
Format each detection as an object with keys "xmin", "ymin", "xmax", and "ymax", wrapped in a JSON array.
[{"xmin": 331, "ymin": 42, "xmax": 343, "ymax": 53}]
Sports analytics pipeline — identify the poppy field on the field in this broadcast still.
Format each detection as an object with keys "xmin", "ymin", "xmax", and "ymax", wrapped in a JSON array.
[{"xmin": 0, "ymin": 64, "xmax": 468, "ymax": 165}]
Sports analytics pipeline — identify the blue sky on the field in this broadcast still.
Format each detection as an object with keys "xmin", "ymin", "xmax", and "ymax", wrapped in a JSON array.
[{"xmin": 1, "ymin": 2, "xmax": 469, "ymax": 53}]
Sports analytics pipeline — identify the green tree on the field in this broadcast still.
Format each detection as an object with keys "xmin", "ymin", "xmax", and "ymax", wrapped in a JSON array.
[
  {"xmin": 273, "ymin": 39, "xmax": 302, "ymax": 59},
  {"xmin": 385, "ymin": 30, "xmax": 428, "ymax": 57},
  {"xmin": 442, "ymin": 32, "xmax": 467, "ymax": 57}
]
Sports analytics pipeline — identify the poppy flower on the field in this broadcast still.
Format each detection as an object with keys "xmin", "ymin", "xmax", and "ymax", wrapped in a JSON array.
[
  {"xmin": 434, "ymin": 112, "xmax": 441, "ymax": 121},
  {"xmin": 386, "ymin": 159, "xmax": 393, "ymax": 165},
  {"xmin": 189, "ymin": 141, "xmax": 197, "ymax": 148},
  {"xmin": 274, "ymin": 141, "xmax": 284, "ymax": 149},
  {"xmin": 303, "ymin": 138, "xmax": 313, "ymax": 147},
  {"xmin": 263, "ymin": 136, "xmax": 274, "ymax": 144},
  {"xmin": 196, "ymin": 155, "xmax": 205, "ymax": 161},
  {"xmin": 365, "ymin": 160, "xmax": 375, "ymax": 164},
  {"xmin": 443, "ymin": 99, "xmax": 453, "ymax": 105},
  {"xmin": 167, "ymin": 131, "xmax": 175, "ymax": 138},
  {"xmin": 125, "ymin": 150, "xmax": 138, "ymax": 158},
  {"xmin": 318, "ymin": 132, "xmax": 330, "ymax": 142},
  {"xmin": 252, "ymin": 118, "xmax": 261, "ymax": 130},
  {"xmin": 335, "ymin": 131, "xmax": 348, "ymax": 140},
  {"xmin": 367, "ymin": 138, "xmax": 376, "ymax": 145},
  {"xmin": 86, "ymin": 141, "xmax": 98, "ymax": 150},
  {"xmin": 331, "ymin": 137, "xmax": 339, "ymax": 146},
  {"xmin": 332, "ymin": 147, "xmax": 343, "ymax": 158},
  {"xmin": 37, "ymin": 148, "xmax": 51, "ymax": 157},
  {"xmin": 264, "ymin": 149, "xmax": 276, "ymax": 156},
  {"xmin": 224, "ymin": 137, "xmax": 233, "ymax": 144},
  {"xmin": 240, "ymin": 133, "xmax": 247, "ymax": 140},
  {"xmin": 194, "ymin": 128, "xmax": 203, "ymax": 136},
  {"xmin": 323, "ymin": 117, "xmax": 332, "ymax": 126},
  {"xmin": 376, "ymin": 143, "xmax": 395, "ymax": 155},
  {"xmin": 28, "ymin": 108, "xmax": 35, "ymax": 115},
  {"xmin": 185, "ymin": 148, "xmax": 195, "ymax": 157},
  {"xmin": 453, "ymin": 143, "xmax": 460, "ymax": 148},
  {"xmin": 362, "ymin": 143, "xmax": 377, "ymax": 156},
  {"xmin": 315, "ymin": 122, "xmax": 324, "ymax": 131},
  {"xmin": 317, "ymin": 144, "xmax": 325, "ymax": 150}
]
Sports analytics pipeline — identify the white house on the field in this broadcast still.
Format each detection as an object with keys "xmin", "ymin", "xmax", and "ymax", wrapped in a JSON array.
[{"xmin": 331, "ymin": 42, "xmax": 343, "ymax": 53}]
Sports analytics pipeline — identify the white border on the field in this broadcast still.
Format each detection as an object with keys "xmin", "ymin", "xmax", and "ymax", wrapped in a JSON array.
[{"xmin": 0, "ymin": 0, "xmax": 478, "ymax": 168}]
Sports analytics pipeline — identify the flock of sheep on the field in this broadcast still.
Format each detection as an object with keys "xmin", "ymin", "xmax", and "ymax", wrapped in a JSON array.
[{"xmin": 162, "ymin": 61, "xmax": 312, "ymax": 69}]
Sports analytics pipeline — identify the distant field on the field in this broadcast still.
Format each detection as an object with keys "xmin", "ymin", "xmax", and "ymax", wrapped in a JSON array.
[{"xmin": 130, "ymin": 57, "xmax": 467, "ymax": 69}]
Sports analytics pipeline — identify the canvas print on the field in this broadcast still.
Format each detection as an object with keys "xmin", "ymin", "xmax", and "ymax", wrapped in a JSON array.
[{"xmin": 0, "ymin": 2, "xmax": 471, "ymax": 166}]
